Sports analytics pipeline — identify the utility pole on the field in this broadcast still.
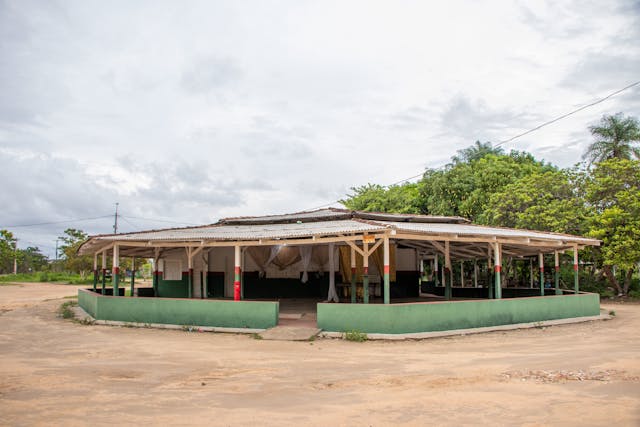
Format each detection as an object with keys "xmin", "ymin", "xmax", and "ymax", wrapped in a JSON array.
[
  {"xmin": 113, "ymin": 202, "xmax": 119, "ymax": 234},
  {"xmin": 55, "ymin": 239, "xmax": 59, "ymax": 261},
  {"xmin": 13, "ymin": 238, "xmax": 18, "ymax": 275}
]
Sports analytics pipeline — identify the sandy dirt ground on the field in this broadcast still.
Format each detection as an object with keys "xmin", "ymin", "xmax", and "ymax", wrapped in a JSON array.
[{"xmin": 0, "ymin": 283, "xmax": 638, "ymax": 426}]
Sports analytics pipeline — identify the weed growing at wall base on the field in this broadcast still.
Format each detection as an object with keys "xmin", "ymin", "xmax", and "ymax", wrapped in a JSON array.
[
  {"xmin": 58, "ymin": 301, "xmax": 77, "ymax": 319},
  {"xmin": 344, "ymin": 330, "xmax": 368, "ymax": 342}
]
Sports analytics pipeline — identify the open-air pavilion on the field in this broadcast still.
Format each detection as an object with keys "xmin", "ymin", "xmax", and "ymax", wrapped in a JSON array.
[{"xmin": 77, "ymin": 209, "xmax": 601, "ymax": 334}]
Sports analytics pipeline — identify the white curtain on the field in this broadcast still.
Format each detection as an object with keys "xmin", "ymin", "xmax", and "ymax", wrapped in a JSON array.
[
  {"xmin": 247, "ymin": 247, "xmax": 271, "ymax": 277},
  {"xmin": 326, "ymin": 243, "xmax": 339, "ymax": 302},
  {"xmin": 299, "ymin": 246, "xmax": 313, "ymax": 283},
  {"xmin": 265, "ymin": 246, "xmax": 281, "ymax": 269}
]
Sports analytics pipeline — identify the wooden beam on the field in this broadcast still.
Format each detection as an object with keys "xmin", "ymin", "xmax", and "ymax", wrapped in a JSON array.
[{"xmin": 345, "ymin": 241, "xmax": 365, "ymax": 257}]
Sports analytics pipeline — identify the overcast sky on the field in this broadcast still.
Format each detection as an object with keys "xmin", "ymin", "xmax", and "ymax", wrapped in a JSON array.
[{"xmin": 1, "ymin": 0, "xmax": 639, "ymax": 258}]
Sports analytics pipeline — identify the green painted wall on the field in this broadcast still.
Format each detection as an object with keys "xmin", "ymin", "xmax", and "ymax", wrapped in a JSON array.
[
  {"xmin": 78, "ymin": 289, "xmax": 278, "ymax": 329},
  {"xmin": 317, "ymin": 293, "xmax": 600, "ymax": 334},
  {"xmin": 158, "ymin": 272, "xmax": 189, "ymax": 298},
  {"xmin": 78, "ymin": 289, "xmax": 98, "ymax": 317}
]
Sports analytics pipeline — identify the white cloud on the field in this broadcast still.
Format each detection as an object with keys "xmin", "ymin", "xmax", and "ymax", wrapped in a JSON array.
[{"xmin": 1, "ymin": 0, "xmax": 639, "ymax": 254}]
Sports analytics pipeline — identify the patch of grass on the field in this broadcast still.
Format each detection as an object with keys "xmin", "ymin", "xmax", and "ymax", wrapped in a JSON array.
[
  {"xmin": 344, "ymin": 330, "xmax": 368, "ymax": 342},
  {"xmin": 0, "ymin": 272, "xmax": 93, "ymax": 285},
  {"xmin": 251, "ymin": 333, "xmax": 263, "ymax": 340},
  {"xmin": 58, "ymin": 301, "xmax": 77, "ymax": 319},
  {"xmin": 609, "ymin": 310, "xmax": 616, "ymax": 317}
]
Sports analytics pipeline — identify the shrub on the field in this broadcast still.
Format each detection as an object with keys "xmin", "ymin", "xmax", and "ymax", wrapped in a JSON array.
[
  {"xmin": 344, "ymin": 330, "xmax": 368, "ymax": 342},
  {"xmin": 58, "ymin": 301, "xmax": 77, "ymax": 319}
]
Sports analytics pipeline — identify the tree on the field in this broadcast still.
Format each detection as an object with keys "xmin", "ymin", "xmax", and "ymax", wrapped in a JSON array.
[
  {"xmin": 419, "ymin": 150, "xmax": 552, "ymax": 222},
  {"xmin": 586, "ymin": 159, "xmax": 640, "ymax": 296},
  {"xmin": 583, "ymin": 113, "xmax": 640, "ymax": 165},
  {"xmin": 341, "ymin": 183, "xmax": 421, "ymax": 213},
  {"xmin": 451, "ymin": 140, "xmax": 504, "ymax": 164},
  {"xmin": 19, "ymin": 247, "xmax": 48, "ymax": 273},
  {"xmin": 0, "ymin": 230, "xmax": 17, "ymax": 274},
  {"xmin": 58, "ymin": 228, "xmax": 92, "ymax": 278},
  {"xmin": 480, "ymin": 168, "xmax": 588, "ymax": 235}
]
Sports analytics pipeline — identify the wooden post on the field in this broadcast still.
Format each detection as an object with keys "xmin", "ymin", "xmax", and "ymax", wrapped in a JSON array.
[
  {"xmin": 494, "ymin": 243, "xmax": 502, "ymax": 299},
  {"xmin": 203, "ymin": 250, "xmax": 209, "ymax": 299},
  {"xmin": 130, "ymin": 257, "xmax": 135, "ymax": 297},
  {"xmin": 434, "ymin": 255, "xmax": 439, "ymax": 286},
  {"xmin": 383, "ymin": 236, "xmax": 390, "ymax": 305},
  {"xmin": 241, "ymin": 247, "xmax": 246, "ymax": 300},
  {"xmin": 153, "ymin": 248, "xmax": 160, "ymax": 297},
  {"xmin": 554, "ymin": 251, "xmax": 561, "ymax": 295},
  {"xmin": 101, "ymin": 251, "xmax": 107, "ymax": 295},
  {"xmin": 363, "ymin": 240, "xmax": 369, "ymax": 304},
  {"xmin": 444, "ymin": 241, "xmax": 451, "ymax": 300},
  {"xmin": 234, "ymin": 246, "xmax": 241, "ymax": 301},
  {"xmin": 473, "ymin": 259, "xmax": 478, "ymax": 287},
  {"xmin": 460, "ymin": 261, "xmax": 464, "ymax": 287},
  {"xmin": 200, "ymin": 270, "xmax": 204, "ymax": 299},
  {"xmin": 327, "ymin": 243, "xmax": 338, "ymax": 302},
  {"xmin": 539, "ymin": 253, "xmax": 545, "ymax": 296},
  {"xmin": 573, "ymin": 246, "xmax": 579, "ymax": 294},
  {"xmin": 187, "ymin": 247, "xmax": 193, "ymax": 299},
  {"xmin": 93, "ymin": 253, "xmax": 98, "ymax": 292},
  {"xmin": 487, "ymin": 244, "xmax": 493, "ymax": 299},
  {"xmin": 350, "ymin": 246, "xmax": 356, "ymax": 303},
  {"xmin": 112, "ymin": 244, "xmax": 120, "ymax": 297}
]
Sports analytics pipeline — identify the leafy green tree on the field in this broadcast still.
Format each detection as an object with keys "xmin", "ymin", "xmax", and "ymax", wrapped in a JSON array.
[
  {"xmin": 586, "ymin": 159, "xmax": 640, "ymax": 295},
  {"xmin": 451, "ymin": 140, "xmax": 504, "ymax": 164},
  {"xmin": 19, "ymin": 246, "xmax": 48, "ymax": 273},
  {"xmin": 0, "ymin": 230, "xmax": 18, "ymax": 274},
  {"xmin": 419, "ymin": 151, "xmax": 552, "ymax": 221},
  {"xmin": 480, "ymin": 168, "xmax": 588, "ymax": 235},
  {"xmin": 341, "ymin": 183, "xmax": 421, "ymax": 213},
  {"xmin": 584, "ymin": 113, "xmax": 640, "ymax": 165},
  {"xmin": 59, "ymin": 228, "xmax": 92, "ymax": 278}
]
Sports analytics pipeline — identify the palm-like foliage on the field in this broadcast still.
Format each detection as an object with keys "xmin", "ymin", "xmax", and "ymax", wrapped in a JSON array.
[
  {"xmin": 584, "ymin": 113, "xmax": 640, "ymax": 165},
  {"xmin": 451, "ymin": 140, "xmax": 504, "ymax": 164}
]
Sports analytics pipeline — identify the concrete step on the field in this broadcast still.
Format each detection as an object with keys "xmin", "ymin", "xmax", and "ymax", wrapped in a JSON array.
[{"xmin": 259, "ymin": 325, "xmax": 321, "ymax": 341}]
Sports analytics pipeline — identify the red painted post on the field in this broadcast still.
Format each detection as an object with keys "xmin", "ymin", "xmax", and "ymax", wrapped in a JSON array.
[{"xmin": 234, "ymin": 246, "xmax": 241, "ymax": 301}]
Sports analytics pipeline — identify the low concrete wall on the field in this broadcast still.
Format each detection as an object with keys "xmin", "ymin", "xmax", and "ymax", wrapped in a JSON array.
[
  {"xmin": 78, "ymin": 289, "xmax": 278, "ymax": 329},
  {"xmin": 317, "ymin": 293, "xmax": 600, "ymax": 334}
]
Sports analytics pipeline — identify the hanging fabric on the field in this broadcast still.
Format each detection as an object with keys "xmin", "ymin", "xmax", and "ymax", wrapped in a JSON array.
[
  {"xmin": 265, "ymin": 246, "xmax": 301, "ymax": 270},
  {"xmin": 299, "ymin": 246, "xmax": 313, "ymax": 283},
  {"xmin": 326, "ymin": 243, "xmax": 339, "ymax": 302},
  {"xmin": 311, "ymin": 245, "xmax": 329, "ymax": 274},
  {"xmin": 246, "ymin": 247, "xmax": 271, "ymax": 277}
]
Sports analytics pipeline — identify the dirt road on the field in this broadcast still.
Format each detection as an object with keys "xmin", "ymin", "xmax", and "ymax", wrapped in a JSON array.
[{"xmin": 0, "ymin": 283, "xmax": 638, "ymax": 426}]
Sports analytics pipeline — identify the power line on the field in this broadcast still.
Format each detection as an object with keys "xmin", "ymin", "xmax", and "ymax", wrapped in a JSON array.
[
  {"xmin": 119, "ymin": 216, "xmax": 140, "ymax": 232},
  {"xmin": 1, "ymin": 215, "xmax": 113, "ymax": 228},
  {"xmin": 494, "ymin": 80, "xmax": 640, "ymax": 148},
  {"xmin": 305, "ymin": 79, "xmax": 640, "ymax": 210}
]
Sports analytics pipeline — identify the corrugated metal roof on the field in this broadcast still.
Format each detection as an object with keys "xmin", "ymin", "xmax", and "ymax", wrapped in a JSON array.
[
  {"xmin": 93, "ymin": 220, "xmax": 387, "ymax": 242},
  {"xmin": 79, "ymin": 211, "xmax": 599, "ymax": 255},
  {"xmin": 221, "ymin": 208, "xmax": 351, "ymax": 225},
  {"xmin": 385, "ymin": 221, "xmax": 599, "ymax": 244},
  {"xmin": 219, "ymin": 208, "xmax": 469, "ymax": 225},
  {"xmin": 355, "ymin": 211, "xmax": 469, "ymax": 224}
]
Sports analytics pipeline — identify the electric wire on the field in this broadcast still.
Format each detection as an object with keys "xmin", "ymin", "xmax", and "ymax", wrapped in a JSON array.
[
  {"xmin": 1, "ymin": 215, "xmax": 113, "ymax": 228},
  {"xmin": 305, "ymin": 79, "xmax": 640, "ymax": 211}
]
